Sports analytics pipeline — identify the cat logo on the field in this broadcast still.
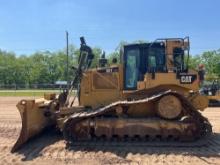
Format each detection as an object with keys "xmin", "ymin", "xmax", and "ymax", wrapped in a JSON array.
[
  {"xmin": 181, "ymin": 76, "xmax": 192, "ymax": 83},
  {"xmin": 180, "ymin": 74, "xmax": 197, "ymax": 84}
]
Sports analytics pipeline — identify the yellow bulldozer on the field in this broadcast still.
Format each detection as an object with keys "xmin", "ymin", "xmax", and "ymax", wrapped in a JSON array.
[
  {"xmin": 12, "ymin": 37, "xmax": 212, "ymax": 152},
  {"xmin": 200, "ymin": 79, "xmax": 220, "ymax": 107}
]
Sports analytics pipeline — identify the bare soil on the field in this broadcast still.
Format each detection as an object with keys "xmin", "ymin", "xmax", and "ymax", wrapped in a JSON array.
[{"xmin": 0, "ymin": 97, "xmax": 220, "ymax": 165}]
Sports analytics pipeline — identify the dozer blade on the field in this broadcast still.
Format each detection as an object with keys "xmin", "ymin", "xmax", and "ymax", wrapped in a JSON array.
[{"xmin": 11, "ymin": 98, "xmax": 54, "ymax": 152}]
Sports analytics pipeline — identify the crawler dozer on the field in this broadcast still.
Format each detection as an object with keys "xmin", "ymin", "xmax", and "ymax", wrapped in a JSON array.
[{"xmin": 12, "ymin": 37, "xmax": 212, "ymax": 152}]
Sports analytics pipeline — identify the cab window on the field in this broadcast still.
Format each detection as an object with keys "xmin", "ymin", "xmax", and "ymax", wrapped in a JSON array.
[
  {"xmin": 125, "ymin": 49, "xmax": 140, "ymax": 89},
  {"xmin": 173, "ymin": 47, "xmax": 184, "ymax": 70},
  {"xmin": 147, "ymin": 48, "xmax": 166, "ymax": 72}
]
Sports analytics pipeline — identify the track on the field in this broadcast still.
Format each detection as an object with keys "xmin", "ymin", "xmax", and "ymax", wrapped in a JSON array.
[
  {"xmin": 0, "ymin": 97, "xmax": 220, "ymax": 165},
  {"xmin": 63, "ymin": 91, "xmax": 212, "ymax": 143}
]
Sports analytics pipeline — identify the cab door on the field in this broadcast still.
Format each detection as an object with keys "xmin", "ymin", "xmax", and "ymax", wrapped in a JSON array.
[{"xmin": 124, "ymin": 48, "xmax": 140, "ymax": 90}]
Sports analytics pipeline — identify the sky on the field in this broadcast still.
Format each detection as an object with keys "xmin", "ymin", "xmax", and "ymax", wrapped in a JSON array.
[{"xmin": 0, "ymin": 0, "xmax": 220, "ymax": 56}]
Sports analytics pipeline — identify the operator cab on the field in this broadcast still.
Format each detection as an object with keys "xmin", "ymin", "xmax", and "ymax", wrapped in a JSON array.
[
  {"xmin": 121, "ymin": 37, "xmax": 190, "ymax": 90},
  {"xmin": 122, "ymin": 42, "xmax": 166, "ymax": 89}
]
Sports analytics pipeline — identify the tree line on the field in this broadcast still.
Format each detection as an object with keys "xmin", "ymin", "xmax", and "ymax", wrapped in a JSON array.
[
  {"xmin": 0, "ymin": 44, "xmax": 120, "ymax": 88},
  {"xmin": 187, "ymin": 49, "xmax": 220, "ymax": 80},
  {"xmin": 0, "ymin": 44, "xmax": 219, "ymax": 88}
]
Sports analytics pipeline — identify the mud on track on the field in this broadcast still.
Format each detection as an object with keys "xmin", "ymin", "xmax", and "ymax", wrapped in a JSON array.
[{"xmin": 0, "ymin": 97, "xmax": 220, "ymax": 165}]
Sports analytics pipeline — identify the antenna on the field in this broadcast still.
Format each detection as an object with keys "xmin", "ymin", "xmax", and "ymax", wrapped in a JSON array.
[{"xmin": 66, "ymin": 31, "xmax": 69, "ymax": 89}]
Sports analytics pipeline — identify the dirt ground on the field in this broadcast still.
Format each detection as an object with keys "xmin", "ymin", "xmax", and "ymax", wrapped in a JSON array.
[{"xmin": 0, "ymin": 97, "xmax": 220, "ymax": 165}]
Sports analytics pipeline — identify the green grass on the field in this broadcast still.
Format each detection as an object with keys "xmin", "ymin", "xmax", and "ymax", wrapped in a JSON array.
[{"xmin": 0, "ymin": 90, "xmax": 61, "ymax": 96}]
